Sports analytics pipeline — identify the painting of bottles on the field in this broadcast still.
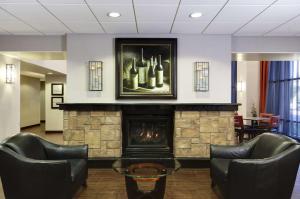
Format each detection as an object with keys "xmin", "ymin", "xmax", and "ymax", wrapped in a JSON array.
[{"xmin": 115, "ymin": 38, "xmax": 177, "ymax": 99}]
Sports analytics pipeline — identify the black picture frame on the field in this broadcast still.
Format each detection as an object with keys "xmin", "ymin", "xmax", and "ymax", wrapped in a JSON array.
[
  {"xmin": 51, "ymin": 97, "xmax": 64, "ymax": 109},
  {"xmin": 115, "ymin": 38, "xmax": 177, "ymax": 99},
  {"xmin": 51, "ymin": 83, "xmax": 64, "ymax": 95}
]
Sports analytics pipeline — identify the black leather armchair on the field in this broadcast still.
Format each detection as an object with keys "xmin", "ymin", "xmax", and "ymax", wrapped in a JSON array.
[
  {"xmin": 210, "ymin": 133, "xmax": 300, "ymax": 199},
  {"xmin": 0, "ymin": 133, "xmax": 88, "ymax": 199}
]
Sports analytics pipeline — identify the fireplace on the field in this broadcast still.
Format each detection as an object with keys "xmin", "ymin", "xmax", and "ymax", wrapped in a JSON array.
[{"xmin": 122, "ymin": 106, "xmax": 174, "ymax": 157}]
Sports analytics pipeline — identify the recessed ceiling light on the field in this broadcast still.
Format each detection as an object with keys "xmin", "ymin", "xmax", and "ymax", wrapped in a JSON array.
[
  {"xmin": 107, "ymin": 12, "xmax": 121, "ymax": 18},
  {"xmin": 189, "ymin": 12, "xmax": 202, "ymax": 18},
  {"xmin": 47, "ymin": 72, "xmax": 53, "ymax": 75}
]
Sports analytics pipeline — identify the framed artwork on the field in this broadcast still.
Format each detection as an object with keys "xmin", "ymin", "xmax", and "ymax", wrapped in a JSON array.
[
  {"xmin": 51, "ymin": 83, "xmax": 64, "ymax": 95},
  {"xmin": 51, "ymin": 97, "xmax": 63, "ymax": 109},
  {"xmin": 115, "ymin": 38, "xmax": 177, "ymax": 99}
]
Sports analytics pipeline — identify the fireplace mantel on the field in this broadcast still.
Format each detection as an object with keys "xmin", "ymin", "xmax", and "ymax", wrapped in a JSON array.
[{"xmin": 58, "ymin": 103, "xmax": 239, "ymax": 111}]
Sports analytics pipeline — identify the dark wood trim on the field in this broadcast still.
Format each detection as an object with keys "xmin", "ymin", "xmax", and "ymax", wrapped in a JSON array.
[
  {"xmin": 87, "ymin": 157, "xmax": 210, "ymax": 168},
  {"xmin": 21, "ymin": 123, "xmax": 40, "ymax": 130},
  {"xmin": 45, "ymin": 130, "xmax": 63, "ymax": 134},
  {"xmin": 58, "ymin": 103, "xmax": 239, "ymax": 112},
  {"xmin": 40, "ymin": 120, "xmax": 45, "ymax": 123}
]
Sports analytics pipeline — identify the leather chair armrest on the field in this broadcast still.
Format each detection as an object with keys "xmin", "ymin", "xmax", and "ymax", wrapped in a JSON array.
[
  {"xmin": 0, "ymin": 146, "xmax": 73, "ymax": 199},
  {"xmin": 40, "ymin": 139, "xmax": 88, "ymax": 160},
  {"xmin": 227, "ymin": 145, "xmax": 300, "ymax": 199},
  {"xmin": 210, "ymin": 136, "xmax": 260, "ymax": 159}
]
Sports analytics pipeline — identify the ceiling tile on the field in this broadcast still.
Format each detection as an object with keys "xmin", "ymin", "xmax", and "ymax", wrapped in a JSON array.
[
  {"xmin": 0, "ymin": 21, "xmax": 38, "ymax": 34},
  {"xmin": 0, "ymin": 3, "xmax": 59, "ymax": 22},
  {"xmin": 39, "ymin": 0, "xmax": 85, "ymax": 4},
  {"xmin": 86, "ymin": 0, "xmax": 132, "ymax": 5},
  {"xmin": 0, "ymin": 0, "xmax": 36, "ymax": 3},
  {"xmin": 65, "ymin": 21, "xmax": 104, "ymax": 33},
  {"xmin": 29, "ymin": 21, "xmax": 70, "ymax": 34},
  {"xmin": 0, "ymin": 9, "xmax": 18, "ymax": 21},
  {"xmin": 43, "ymin": 4, "xmax": 96, "ymax": 22},
  {"xmin": 266, "ymin": 17, "xmax": 300, "ymax": 36},
  {"xmin": 176, "ymin": 5, "xmax": 223, "ymax": 22},
  {"xmin": 214, "ymin": 5, "xmax": 268, "ymax": 22},
  {"xmin": 228, "ymin": 0, "xmax": 275, "ymax": 5},
  {"xmin": 102, "ymin": 22, "xmax": 137, "ymax": 33},
  {"xmin": 181, "ymin": 0, "xmax": 227, "ymax": 5},
  {"xmin": 204, "ymin": 22, "xmax": 244, "ymax": 34},
  {"xmin": 138, "ymin": 22, "xmax": 171, "ymax": 33},
  {"xmin": 135, "ymin": 5, "xmax": 177, "ymax": 22},
  {"xmin": 89, "ymin": 4, "xmax": 135, "ymax": 22},
  {"xmin": 171, "ymin": 22, "xmax": 207, "ymax": 33},
  {"xmin": 275, "ymin": 0, "xmax": 300, "ymax": 5},
  {"xmin": 134, "ymin": 0, "xmax": 180, "ymax": 5},
  {"xmin": 235, "ymin": 22, "xmax": 279, "ymax": 36},
  {"xmin": 250, "ymin": 5, "xmax": 300, "ymax": 23}
]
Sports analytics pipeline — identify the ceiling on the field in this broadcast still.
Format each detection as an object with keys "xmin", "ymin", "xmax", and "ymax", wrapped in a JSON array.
[{"xmin": 0, "ymin": 0, "xmax": 300, "ymax": 36}]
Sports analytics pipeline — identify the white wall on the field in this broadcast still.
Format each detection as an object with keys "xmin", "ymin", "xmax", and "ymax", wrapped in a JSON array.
[
  {"xmin": 0, "ymin": 35, "xmax": 65, "ymax": 51},
  {"xmin": 232, "ymin": 36, "xmax": 300, "ymax": 53},
  {"xmin": 0, "ymin": 54, "xmax": 20, "ymax": 140},
  {"xmin": 237, "ymin": 61, "xmax": 260, "ymax": 117},
  {"xmin": 66, "ymin": 34, "xmax": 232, "ymax": 103},
  {"xmin": 40, "ymin": 81, "xmax": 45, "ymax": 121},
  {"xmin": 45, "ymin": 75, "xmax": 66, "ymax": 131},
  {"xmin": 20, "ymin": 75, "xmax": 40, "ymax": 128}
]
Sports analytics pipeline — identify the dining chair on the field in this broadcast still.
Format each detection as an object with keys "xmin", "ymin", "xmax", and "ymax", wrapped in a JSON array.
[
  {"xmin": 269, "ymin": 115, "xmax": 280, "ymax": 133},
  {"xmin": 259, "ymin": 113, "xmax": 273, "ymax": 126},
  {"xmin": 234, "ymin": 115, "xmax": 268, "ymax": 143}
]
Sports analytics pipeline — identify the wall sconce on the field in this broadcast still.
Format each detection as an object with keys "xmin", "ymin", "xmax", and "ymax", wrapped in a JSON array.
[
  {"xmin": 194, "ymin": 62, "xmax": 209, "ymax": 92},
  {"xmin": 89, "ymin": 61, "xmax": 103, "ymax": 91},
  {"xmin": 6, "ymin": 64, "xmax": 15, "ymax": 84},
  {"xmin": 237, "ymin": 81, "xmax": 246, "ymax": 92}
]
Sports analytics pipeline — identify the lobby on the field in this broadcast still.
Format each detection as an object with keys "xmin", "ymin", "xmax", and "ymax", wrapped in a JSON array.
[{"xmin": 1, "ymin": 0, "xmax": 300, "ymax": 199}]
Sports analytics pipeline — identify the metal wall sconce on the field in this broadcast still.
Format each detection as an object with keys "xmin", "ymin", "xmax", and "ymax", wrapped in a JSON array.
[
  {"xmin": 6, "ymin": 64, "xmax": 15, "ymax": 84},
  {"xmin": 89, "ymin": 61, "xmax": 103, "ymax": 91},
  {"xmin": 194, "ymin": 62, "xmax": 209, "ymax": 92}
]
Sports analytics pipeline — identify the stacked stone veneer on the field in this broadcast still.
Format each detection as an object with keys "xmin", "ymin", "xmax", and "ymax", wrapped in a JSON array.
[
  {"xmin": 63, "ymin": 110, "xmax": 235, "ymax": 158},
  {"xmin": 174, "ymin": 111, "xmax": 235, "ymax": 158},
  {"xmin": 63, "ymin": 111, "xmax": 121, "ymax": 157}
]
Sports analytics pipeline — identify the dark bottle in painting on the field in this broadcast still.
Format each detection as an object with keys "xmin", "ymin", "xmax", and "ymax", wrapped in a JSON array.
[
  {"xmin": 130, "ymin": 58, "xmax": 138, "ymax": 90},
  {"xmin": 137, "ymin": 48, "xmax": 147, "ymax": 87},
  {"xmin": 155, "ymin": 54, "xmax": 164, "ymax": 87},
  {"xmin": 148, "ymin": 57, "xmax": 156, "ymax": 89}
]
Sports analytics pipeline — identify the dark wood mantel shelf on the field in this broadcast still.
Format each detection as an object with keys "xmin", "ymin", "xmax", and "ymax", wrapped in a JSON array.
[{"xmin": 58, "ymin": 103, "xmax": 239, "ymax": 112}]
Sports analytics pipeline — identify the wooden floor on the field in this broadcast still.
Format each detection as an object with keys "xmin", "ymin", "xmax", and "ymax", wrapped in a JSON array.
[{"xmin": 0, "ymin": 124, "xmax": 299, "ymax": 199}]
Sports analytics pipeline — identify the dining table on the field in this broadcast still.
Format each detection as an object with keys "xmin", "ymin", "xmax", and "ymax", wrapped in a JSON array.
[{"xmin": 243, "ymin": 117, "xmax": 270, "ymax": 127}]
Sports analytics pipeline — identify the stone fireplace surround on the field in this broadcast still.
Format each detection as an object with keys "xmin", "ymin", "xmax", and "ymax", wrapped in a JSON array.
[{"xmin": 60, "ymin": 103, "xmax": 237, "ymax": 165}]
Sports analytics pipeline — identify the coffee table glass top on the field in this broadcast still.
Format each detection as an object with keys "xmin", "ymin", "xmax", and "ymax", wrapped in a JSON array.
[{"xmin": 112, "ymin": 158, "xmax": 181, "ymax": 179}]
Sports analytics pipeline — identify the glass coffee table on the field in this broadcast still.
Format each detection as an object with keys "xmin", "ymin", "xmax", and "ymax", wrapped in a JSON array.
[{"xmin": 113, "ymin": 158, "xmax": 181, "ymax": 199}]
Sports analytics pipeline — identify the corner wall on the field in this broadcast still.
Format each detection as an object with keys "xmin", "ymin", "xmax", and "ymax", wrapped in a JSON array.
[
  {"xmin": 0, "ymin": 54, "xmax": 20, "ymax": 140},
  {"xmin": 20, "ymin": 75, "xmax": 41, "ymax": 128},
  {"xmin": 45, "ymin": 75, "xmax": 66, "ymax": 131}
]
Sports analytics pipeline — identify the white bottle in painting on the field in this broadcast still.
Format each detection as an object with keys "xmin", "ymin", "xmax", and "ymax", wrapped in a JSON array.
[
  {"xmin": 137, "ymin": 48, "xmax": 147, "ymax": 87},
  {"xmin": 148, "ymin": 57, "xmax": 156, "ymax": 89},
  {"xmin": 130, "ymin": 58, "xmax": 138, "ymax": 90},
  {"xmin": 155, "ymin": 54, "xmax": 164, "ymax": 87}
]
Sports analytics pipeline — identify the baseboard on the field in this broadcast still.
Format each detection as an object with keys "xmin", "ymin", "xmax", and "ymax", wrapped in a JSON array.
[
  {"xmin": 45, "ymin": 130, "xmax": 63, "ymax": 134},
  {"xmin": 87, "ymin": 157, "xmax": 210, "ymax": 169},
  {"xmin": 21, "ymin": 123, "xmax": 41, "ymax": 130}
]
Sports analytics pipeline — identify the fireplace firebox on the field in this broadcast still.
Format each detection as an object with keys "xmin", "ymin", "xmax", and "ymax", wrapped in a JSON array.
[{"xmin": 122, "ymin": 106, "xmax": 174, "ymax": 157}]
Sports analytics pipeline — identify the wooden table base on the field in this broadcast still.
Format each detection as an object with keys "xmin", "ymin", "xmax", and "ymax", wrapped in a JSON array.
[{"xmin": 125, "ymin": 176, "xmax": 166, "ymax": 199}]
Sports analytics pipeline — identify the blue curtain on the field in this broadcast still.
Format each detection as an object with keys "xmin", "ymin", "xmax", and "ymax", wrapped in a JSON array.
[
  {"xmin": 231, "ymin": 61, "xmax": 237, "ymax": 103},
  {"xmin": 266, "ymin": 61, "xmax": 300, "ymax": 138}
]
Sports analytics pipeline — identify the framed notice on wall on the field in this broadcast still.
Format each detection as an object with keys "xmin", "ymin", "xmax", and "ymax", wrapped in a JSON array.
[
  {"xmin": 51, "ymin": 97, "xmax": 63, "ymax": 109},
  {"xmin": 51, "ymin": 83, "xmax": 64, "ymax": 95}
]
